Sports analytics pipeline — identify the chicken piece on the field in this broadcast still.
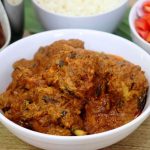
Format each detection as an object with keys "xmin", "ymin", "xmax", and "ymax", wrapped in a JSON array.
[
  {"xmin": 42, "ymin": 48, "xmax": 101, "ymax": 98},
  {"xmin": 33, "ymin": 39, "xmax": 84, "ymax": 73},
  {"xmin": 84, "ymin": 57, "xmax": 148, "ymax": 134}
]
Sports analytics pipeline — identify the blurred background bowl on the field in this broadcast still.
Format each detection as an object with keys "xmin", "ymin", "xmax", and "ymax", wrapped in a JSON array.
[
  {"xmin": 129, "ymin": 0, "xmax": 150, "ymax": 54},
  {"xmin": 0, "ymin": 1, "xmax": 11, "ymax": 50},
  {"xmin": 32, "ymin": 0, "xmax": 128, "ymax": 32}
]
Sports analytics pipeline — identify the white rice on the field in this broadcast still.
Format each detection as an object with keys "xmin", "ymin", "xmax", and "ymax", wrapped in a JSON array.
[
  {"xmin": 7, "ymin": 0, "xmax": 23, "ymax": 5},
  {"xmin": 35, "ymin": 0, "xmax": 123, "ymax": 16}
]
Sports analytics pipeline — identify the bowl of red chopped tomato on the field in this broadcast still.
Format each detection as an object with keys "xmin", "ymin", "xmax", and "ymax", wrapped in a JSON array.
[{"xmin": 129, "ymin": 0, "xmax": 150, "ymax": 54}]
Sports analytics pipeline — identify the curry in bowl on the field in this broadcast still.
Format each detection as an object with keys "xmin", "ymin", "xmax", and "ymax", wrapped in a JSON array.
[{"xmin": 0, "ymin": 39, "xmax": 148, "ymax": 136}]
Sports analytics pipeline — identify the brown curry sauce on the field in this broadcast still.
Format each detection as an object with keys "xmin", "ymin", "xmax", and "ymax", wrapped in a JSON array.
[
  {"xmin": 0, "ymin": 39, "xmax": 148, "ymax": 136},
  {"xmin": 0, "ymin": 23, "xmax": 5, "ymax": 48}
]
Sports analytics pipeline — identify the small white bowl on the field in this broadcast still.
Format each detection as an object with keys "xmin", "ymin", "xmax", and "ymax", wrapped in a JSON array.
[
  {"xmin": 0, "ymin": 29, "xmax": 150, "ymax": 150},
  {"xmin": 0, "ymin": 1, "xmax": 11, "ymax": 50},
  {"xmin": 32, "ymin": 0, "xmax": 128, "ymax": 32},
  {"xmin": 129, "ymin": 0, "xmax": 150, "ymax": 54}
]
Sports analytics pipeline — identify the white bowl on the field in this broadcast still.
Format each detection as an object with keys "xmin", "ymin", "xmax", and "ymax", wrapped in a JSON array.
[
  {"xmin": 0, "ymin": 29, "xmax": 150, "ymax": 150},
  {"xmin": 129, "ymin": 0, "xmax": 150, "ymax": 54},
  {"xmin": 0, "ymin": 1, "xmax": 11, "ymax": 50},
  {"xmin": 32, "ymin": 0, "xmax": 128, "ymax": 32}
]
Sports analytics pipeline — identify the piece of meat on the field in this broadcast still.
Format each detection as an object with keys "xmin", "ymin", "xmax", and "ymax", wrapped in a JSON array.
[{"xmin": 84, "ymin": 56, "xmax": 148, "ymax": 134}]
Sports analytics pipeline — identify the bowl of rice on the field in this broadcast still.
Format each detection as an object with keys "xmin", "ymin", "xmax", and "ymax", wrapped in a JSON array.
[{"xmin": 32, "ymin": 0, "xmax": 128, "ymax": 32}]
